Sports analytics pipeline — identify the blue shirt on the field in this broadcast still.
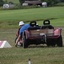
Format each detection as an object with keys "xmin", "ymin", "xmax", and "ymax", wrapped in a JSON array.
[{"xmin": 19, "ymin": 24, "xmax": 30, "ymax": 35}]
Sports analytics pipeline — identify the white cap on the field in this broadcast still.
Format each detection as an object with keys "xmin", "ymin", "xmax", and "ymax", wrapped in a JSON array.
[{"xmin": 19, "ymin": 21, "xmax": 24, "ymax": 26}]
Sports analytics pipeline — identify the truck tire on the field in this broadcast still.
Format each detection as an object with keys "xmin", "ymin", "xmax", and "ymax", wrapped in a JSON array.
[
  {"xmin": 23, "ymin": 33, "xmax": 28, "ymax": 48},
  {"xmin": 15, "ymin": 37, "xmax": 17, "ymax": 43},
  {"xmin": 47, "ymin": 39, "xmax": 51, "ymax": 47},
  {"xmin": 57, "ymin": 35, "xmax": 63, "ymax": 47},
  {"xmin": 47, "ymin": 39, "xmax": 55, "ymax": 47}
]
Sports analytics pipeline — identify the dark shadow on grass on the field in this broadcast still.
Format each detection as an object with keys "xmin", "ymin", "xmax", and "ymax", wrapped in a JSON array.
[{"xmin": 27, "ymin": 44, "xmax": 64, "ymax": 48}]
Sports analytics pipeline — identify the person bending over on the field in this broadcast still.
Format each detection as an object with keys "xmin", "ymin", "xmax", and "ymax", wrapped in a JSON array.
[{"xmin": 15, "ymin": 22, "xmax": 30, "ymax": 47}]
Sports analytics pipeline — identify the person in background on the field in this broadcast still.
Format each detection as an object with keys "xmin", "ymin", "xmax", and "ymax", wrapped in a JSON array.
[{"xmin": 15, "ymin": 21, "xmax": 30, "ymax": 47}]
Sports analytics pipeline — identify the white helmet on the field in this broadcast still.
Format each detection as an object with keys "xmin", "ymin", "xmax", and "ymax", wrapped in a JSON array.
[{"xmin": 19, "ymin": 21, "xmax": 24, "ymax": 26}]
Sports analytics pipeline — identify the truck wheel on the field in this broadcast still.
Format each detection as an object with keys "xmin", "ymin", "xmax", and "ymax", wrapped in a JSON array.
[
  {"xmin": 15, "ymin": 37, "xmax": 17, "ymax": 43},
  {"xmin": 57, "ymin": 35, "xmax": 63, "ymax": 47},
  {"xmin": 47, "ymin": 39, "xmax": 51, "ymax": 47},
  {"xmin": 47, "ymin": 39, "xmax": 55, "ymax": 47},
  {"xmin": 23, "ymin": 34, "xmax": 28, "ymax": 48}
]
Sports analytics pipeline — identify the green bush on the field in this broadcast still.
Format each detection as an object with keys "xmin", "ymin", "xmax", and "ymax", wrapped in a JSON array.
[
  {"xmin": 19, "ymin": 0, "xmax": 24, "ymax": 5},
  {"xmin": 0, "ymin": 0, "xmax": 4, "ymax": 6},
  {"xmin": 41, "ymin": 0, "xmax": 58, "ymax": 6},
  {"xmin": 2, "ymin": 4, "xmax": 41, "ymax": 10}
]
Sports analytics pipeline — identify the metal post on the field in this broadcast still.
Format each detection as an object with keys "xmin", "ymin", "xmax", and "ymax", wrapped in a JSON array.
[{"xmin": 28, "ymin": 59, "xmax": 31, "ymax": 64}]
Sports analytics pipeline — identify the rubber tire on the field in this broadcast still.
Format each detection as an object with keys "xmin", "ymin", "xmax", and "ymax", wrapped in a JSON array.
[
  {"xmin": 15, "ymin": 37, "xmax": 17, "ymax": 43},
  {"xmin": 47, "ymin": 39, "xmax": 55, "ymax": 47},
  {"xmin": 23, "ymin": 34, "xmax": 28, "ymax": 48},
  {"xmin": 46, "ymin": 39, "xmax": 51, "ymax": 47},
  {"xmin": 57, "ymin": 35, "xmax": 63, "ymax": 47}
]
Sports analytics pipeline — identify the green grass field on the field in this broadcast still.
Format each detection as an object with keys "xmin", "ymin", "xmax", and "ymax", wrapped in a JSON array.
[
  {"xmin": 0, "ymin": 7, "xmax": 64, "ymax": 64},
  {"xmin": 0, "ymin": 7, "xmax": 64, "ymax": 28}
]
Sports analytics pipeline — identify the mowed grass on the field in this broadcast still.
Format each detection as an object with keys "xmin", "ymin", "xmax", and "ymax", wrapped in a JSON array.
[
  {"xmin": 0, "ymin": 7, "xmax": 64, "ymax": 64},
  {"xmin": 0, "ymin": 47, "xmax": 64, "ymax": 64},
  {"xmin": 0, "ymin": 7, "xmax": 64, "ymax": 22},
  {"xmin": 0, "ymin": 7, "xmax": 64, "ymax": 28}
]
